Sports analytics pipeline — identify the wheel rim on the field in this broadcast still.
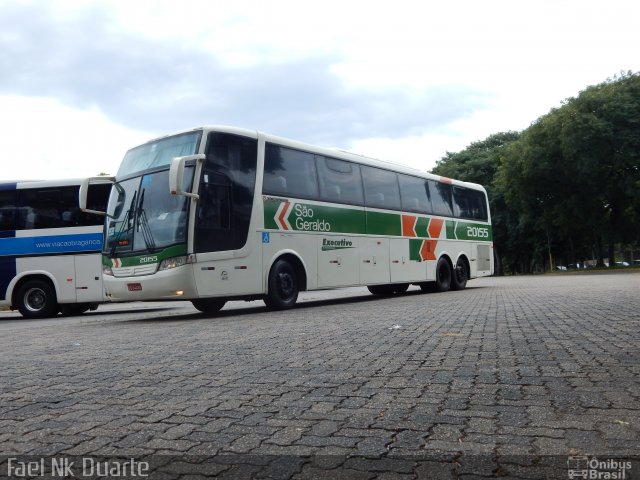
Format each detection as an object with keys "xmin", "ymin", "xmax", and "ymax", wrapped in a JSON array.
[
  {"xmin": 277, "ymin": 271, "xmax": 295, "ymax": 300},
  {"xmin": 23, "ymin": 287, "xmax": 46, "ymax": 312}
]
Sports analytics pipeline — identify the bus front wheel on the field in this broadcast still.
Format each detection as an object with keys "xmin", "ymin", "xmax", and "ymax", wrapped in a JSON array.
[
  {"xmin": 192, "ymin": 298, "xmax": 226, "ymax": 314},
  {"xmin": 16, "ymin": 279, "xmax": 58, "ymax": 319},
  {"xmin": 264, "ymin": 259, "xmax": 299, "ymax": 310}
]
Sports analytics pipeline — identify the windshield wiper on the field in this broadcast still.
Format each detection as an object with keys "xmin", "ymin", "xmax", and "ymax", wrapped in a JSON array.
[
  {"xmin": 136, "ymin": 189, "xmax": 157, "ymax": 252},
  {"xmin": 109, "ymin": 190, "xmax": 137, "ymax": 257}
]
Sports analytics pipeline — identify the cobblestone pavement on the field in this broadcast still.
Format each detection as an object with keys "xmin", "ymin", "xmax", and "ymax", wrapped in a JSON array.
[{"xmin": 0, "ymin": 272, "xmax": 639, "ymax": 479}]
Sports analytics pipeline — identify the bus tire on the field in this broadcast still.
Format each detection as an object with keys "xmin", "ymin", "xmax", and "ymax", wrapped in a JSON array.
[
  {"xmin": 264, "ymin": 259, "xmax": 298, "ymax": 310},
  {"xmin": 434, "ymin": 257, "xmax": 452, "ymax": 292},
  {"xmin": 192, "ymin": 298, "xmax": 226, "ymax": 314},
  {"xmin": 16, "ymin": 279, "xmax": 58, "ymax": 319},
  {"xmin": 451, "ymin": 258, "xmax": 468, "ymax": 291}
]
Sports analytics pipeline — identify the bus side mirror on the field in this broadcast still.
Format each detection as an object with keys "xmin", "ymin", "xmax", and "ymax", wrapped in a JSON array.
[
  {"xmin": 169, "ymin": 154, "xmax": 205, "ymax": 199},
  {"xmin": 79, "ymin": 176, "xmax": 115, "ymax": 215}
]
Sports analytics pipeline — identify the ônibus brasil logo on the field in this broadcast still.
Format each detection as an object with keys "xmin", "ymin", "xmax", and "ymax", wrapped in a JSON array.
[
  {"xmin": 274, "ymin": 202, "xmax": 330, "ymax": 232},
  {"xmin": 567, "ymin": 456, "xmax": 632, "ymax": 479}
]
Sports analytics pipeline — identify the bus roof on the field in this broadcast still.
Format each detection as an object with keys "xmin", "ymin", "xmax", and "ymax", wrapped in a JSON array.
[
  {"xmin": 0, "ymin": 178, "xmax": 111, "ymax": 189},
  {"xmin": 133, "ymin": 125, "xmax": 488, "ymax": 194}
]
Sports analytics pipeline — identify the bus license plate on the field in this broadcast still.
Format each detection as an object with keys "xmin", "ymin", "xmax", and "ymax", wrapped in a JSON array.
[{"xmin": 127, "ymin": 283, "xmax": 142, "ymax": 291}]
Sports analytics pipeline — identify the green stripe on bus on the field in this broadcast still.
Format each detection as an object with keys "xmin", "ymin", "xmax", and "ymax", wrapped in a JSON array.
[
  {"xmin": 446, "ymin": 220, "xmax": 456, "ymax": 240},
  {"xmin": 263, "ymin": 198, "xmax": 491, "ymax": 240},
  {"xmin": 415, "ymin": 217, "xmax": 430, "ymax": 238},
  {"xmin": 409, "ymin": 239, "xmax": 423, "ymax": 261},
  {"xmin": 263, "ymin": 199, "xmax": 279, "ymax": 230},
  {"xmin": 365, "ymin": 211, "xmax": 401, "ymax": 236}
]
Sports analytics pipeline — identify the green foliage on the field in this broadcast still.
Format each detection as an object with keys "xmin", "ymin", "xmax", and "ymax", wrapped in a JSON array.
[
  {"xmin": 433, "ymin": 132, "xmax": 520, "ymax": 186},
  {"xmin": 434, "ymin": 72, "xmax": 640, "ymax": 273},
  {"xmin": 433, "ymin": 132, "xmax": 521, "ymax": 274}
]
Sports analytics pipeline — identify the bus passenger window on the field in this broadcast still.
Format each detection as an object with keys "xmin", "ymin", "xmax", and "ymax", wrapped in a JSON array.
[
  {"xmin": 362, "ymin": 166, "xmax": 401, "ymax": 210},
  {"xmin": 0, "ymin": 191, "xmax": 16, "ymax": 231},
  {"xmin": 426, "ymin": 180, "xmax": 452, "ymax": 217},
  {"xmin": 398, "ymin": 175, "xmax": 430, "ymax": 214},
  {"xmin": 18, "ymin": 188, "xmax": 74, "ymax": 229},
  {"xmin": 316, "ymin": 156, "xmax": 364, "ymax": 205},
  {"xmin": 263, "ymin": 144, "xmax": 319, "ymax": 199},
  {"xmin": 453, "ymin": 186, "xmax": 488, "ymax": 221}
]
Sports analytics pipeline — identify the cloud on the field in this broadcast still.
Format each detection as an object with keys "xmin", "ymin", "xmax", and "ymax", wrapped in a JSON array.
[{"xmin": 0, "ymin": 1, "xmax": 488, "ymax": 148}]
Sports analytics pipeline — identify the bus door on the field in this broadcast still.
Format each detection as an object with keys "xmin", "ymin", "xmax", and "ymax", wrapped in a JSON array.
[
  {"xmin": 192, "ymin": 133, "xmax": 259, "ymax": 297},
  {"xmin": 74, "ymin": 254, "xmax": 104, "ymax": 302},
  {"xmin": 192, "ymin": 168, "xmax": 259, "ymax": 296}
]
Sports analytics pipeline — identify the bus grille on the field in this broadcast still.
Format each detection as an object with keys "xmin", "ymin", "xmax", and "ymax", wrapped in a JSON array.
[{"xmin": 112, "ymin": 263, "xmax": 158, "ymax": 277}]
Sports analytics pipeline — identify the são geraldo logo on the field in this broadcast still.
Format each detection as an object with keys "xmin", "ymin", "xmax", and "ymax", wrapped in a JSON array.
[{"xmin": 275, "ymin": 203, "xmax": 331, "ymax": 232}]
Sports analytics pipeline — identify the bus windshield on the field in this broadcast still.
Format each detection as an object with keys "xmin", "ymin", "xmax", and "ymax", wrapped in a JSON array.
[
  {"xmin": 117, "ymin": 131, "xmax": 201, "ymax": 178},
  {"xmin": 105, "ymin": 167, "xmax": 195, "ymax": 255}
]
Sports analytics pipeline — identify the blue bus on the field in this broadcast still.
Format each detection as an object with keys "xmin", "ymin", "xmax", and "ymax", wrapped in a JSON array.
[{"xmin": 0, "ymin": 178, "xmax": 111, "ymax": 318}]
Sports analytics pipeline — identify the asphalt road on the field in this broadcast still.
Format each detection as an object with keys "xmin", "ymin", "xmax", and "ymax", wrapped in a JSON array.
[{"xmin": 1, "ymin": 272, "xmax": 639, "ymax": 479}]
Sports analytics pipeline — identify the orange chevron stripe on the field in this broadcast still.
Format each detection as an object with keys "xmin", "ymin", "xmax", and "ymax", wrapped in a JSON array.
[
  {"xmin": 420, "ymin": 240, "xmax": 438, "ymax": 261},
  {"xmin": 428, "ymin": 218, "xmax": 444, "ymax": 239},
  {"xmin": 401, "ymin": 215, "xmax": 417, "ymax": 237}
]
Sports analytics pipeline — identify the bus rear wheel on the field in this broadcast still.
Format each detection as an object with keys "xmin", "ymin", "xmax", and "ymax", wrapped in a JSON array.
[
  {"xmin": 16, "ymin": 279, "xmax": 58, "ymax": 319},
  {"xmin": 192, "ymin": 298, "xmax": 226, "ymax": 314},
  {"xmin": 264, "ymin": 259, "xmax": 299, "ymax": 310},
  {"xmin": 434, "ymin": 257, "xmax": 452, "ymax": 292},
  {"xmin": 451, "ymin": 258, "xmax": 468, "ymax": 291}
]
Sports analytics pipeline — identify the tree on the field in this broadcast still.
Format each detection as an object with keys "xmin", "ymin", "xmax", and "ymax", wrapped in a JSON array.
[
  {"xmin": 499, "ymin": 71, "xmax": 640, "ymax": 269},
  {"xmin": 558, "ymin": 72, "xmax": 640, "ymax": 264},
  {"xmin": 436, "ymin": 72, "xmax": 640, "ymax": 273},
  {"xmin": 432, "ymin": 132, "xmax": 521, "ymax": 274}
]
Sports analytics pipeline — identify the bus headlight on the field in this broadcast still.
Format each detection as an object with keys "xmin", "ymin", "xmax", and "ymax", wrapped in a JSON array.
[
  {"xmin": 159, "ymin": 256, "xmax": 187, "ymax": 271},
  {"xmin": 103, "ymin": 265, "xmax": 114, "ymax": 276}
]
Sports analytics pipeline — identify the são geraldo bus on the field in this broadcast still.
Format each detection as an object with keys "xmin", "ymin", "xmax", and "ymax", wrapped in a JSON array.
[
  {"xmin": 1, "ymin": 178, "xmax": 111, "ymax": 318},
  {"xmin": 80, "ymin": 126, "xmax": 493, "ymax": 313}
]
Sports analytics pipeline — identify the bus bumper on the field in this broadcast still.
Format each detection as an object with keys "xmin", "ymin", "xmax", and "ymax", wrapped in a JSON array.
[{"xmin": 103, "ymin": 265, "xmax": 198, "ymax": 301}]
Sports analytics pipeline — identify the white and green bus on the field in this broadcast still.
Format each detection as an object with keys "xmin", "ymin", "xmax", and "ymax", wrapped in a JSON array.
[{"xmin": 81, "ymin": 126, "xmax": 493, "ymax": 313}]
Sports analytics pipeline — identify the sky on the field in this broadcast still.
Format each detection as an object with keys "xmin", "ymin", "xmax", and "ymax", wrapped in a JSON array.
[{"xmin": 0, "ymin": 0, "xmax": 638, "ymax": 180}]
